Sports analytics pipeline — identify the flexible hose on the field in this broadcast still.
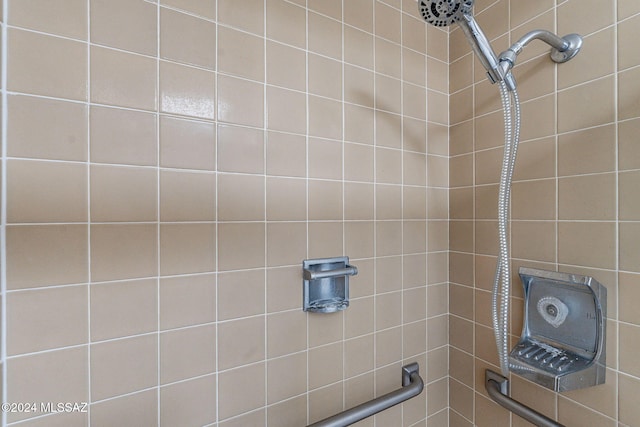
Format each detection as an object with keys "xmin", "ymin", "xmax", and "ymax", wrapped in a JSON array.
[{"xmin": 492, "ymin": 81, "xmax": 521, "ymax": 377}]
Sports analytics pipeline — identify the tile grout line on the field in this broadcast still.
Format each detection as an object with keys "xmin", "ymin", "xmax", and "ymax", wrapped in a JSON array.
[{"xmin": 1, "ymin": 0, "xmax": 8, "ymax": 424}]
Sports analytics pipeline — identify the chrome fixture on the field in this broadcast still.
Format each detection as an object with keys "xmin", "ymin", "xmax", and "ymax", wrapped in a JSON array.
[
  {"xmin": 417, "ymin": 0, "xmax": 583, "ymax": 91},
  {"xmin": 308, "ymin": 363, "xmax": 424, "ymax": 427},
  {"xmin": 302, "ymin": 257, "xmax": 357, "ymax": 313},
  {"xmin": 509, "ymin": 268, "xmax": 607, "ymax": 392}
]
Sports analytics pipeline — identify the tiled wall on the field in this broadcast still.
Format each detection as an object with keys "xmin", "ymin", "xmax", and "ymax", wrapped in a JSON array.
[
  {"xmin": 449, "ymin": 0, "xmax": 640, "ymax": 426},
  {"xmin": 0, "ymin": 1, "xmax": 450, "ymax": 426}
]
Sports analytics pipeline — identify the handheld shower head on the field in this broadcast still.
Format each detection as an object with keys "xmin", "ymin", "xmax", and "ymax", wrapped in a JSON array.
[
  {"xmin": 418, "ymin": 0, "xmax": 473, "ymax": 27},
  {"xmin": 418, "ymin": 0, "xmax": 515, "ymax": 89}
]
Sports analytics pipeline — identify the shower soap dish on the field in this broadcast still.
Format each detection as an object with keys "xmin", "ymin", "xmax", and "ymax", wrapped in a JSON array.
[
  {"xmin": 510, "ymin": 267, "xmax": 607, "ymax": 392},
  {"xmin": 302, "ymin": 257, "xmax": 357, "ymax": 313}
]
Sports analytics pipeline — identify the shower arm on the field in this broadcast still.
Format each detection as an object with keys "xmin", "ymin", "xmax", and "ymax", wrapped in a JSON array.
[{"xmin": 498, "ymin": 30, "xmax": 583, "ymax": 77}]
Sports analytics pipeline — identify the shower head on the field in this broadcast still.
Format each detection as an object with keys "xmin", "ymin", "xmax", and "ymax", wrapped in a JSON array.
[
  {"xmin": 418, "ymin": 0, "xmax": 515, "ymax": 89},
  {"xmin": 418, "ymin": 0, "xmax": 474, "ymax": 27}
]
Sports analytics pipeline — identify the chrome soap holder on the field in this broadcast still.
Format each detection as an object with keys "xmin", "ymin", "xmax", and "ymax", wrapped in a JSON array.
[
  {"xmin": 509, "ymin": 267, "xmax": 607, "ymax": 392},
  {"xmin": 303, "ymin": 257, "xmax": 358, "ymax": 313}
]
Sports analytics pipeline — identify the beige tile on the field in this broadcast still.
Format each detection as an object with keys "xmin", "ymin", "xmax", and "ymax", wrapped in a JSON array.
[
  {"xmin": 160, "ymin": 325, "xmax": 216, "ymax": 384},
  {"xmin": 160, "ymin": 223, "xmax": 216, "ymax": 275},
  {"xmin": 267, "ymin": 352, "xmax": 306, "ymax": 404},
  {"xmin": 558, "ymin": 125, "xmax": 615, "ymax": 176},
  {"xmin": 475, "ymin": 394, "xmax": 510, "ymax": 426},
  {"xmin": 217, "ymin": 269, "xmax": 264, "ymax": 321},
  {"xmin": 619, "ymin": 272, "xmax": 640, "ymax": 325},
  {"xmin": 345, "ymin": 104, "xmax": 374, "ymax": 145},
  {"xmin": 619, "ymin": 373, "xmax": 640, "ymax": 425},
  {"xmin": 558, "ymin": 0, "xmax": 614, "ymax": 36},
  {"xmin": 90, "ymin": 224, "xmax": 157, "ymax": 282},
  {"xmin": 619, "ymin": 118, "xmax": 640, "ymax": 171},
  {"xmin": 449, "ymin": 121, "xmax": 473, "ymax": 156},
  {"xmin": 449, "ymin": 87, "xmax": 472, "ymax": 125},
  {"xmin": 91, "ymin": 46, "xmax": 157, "ymax": 111},
  {"xmin": 9, "ymin": 0, "xmax": 87, "ymax": 39},
  {"xmin": 91, "ymin": 334, "xmax": 157, "ymax": 401},
  {"xmin": 7, "ymin": 159, "xmax": 87, "ymax": 223},
  {"xmin": 160, "ymin": 375, "xmax": 216, "ymax": 427},
  {"xmin": 344, "ymin": 0, "xmax": 373, "ymax": 32},
  {"xmin": 267, "ymin": 310, "xmax": 307, "ymax": 357},
  {"xmin": 345, "ymin": 26, "xmax": 373, "ymax": 69},
  {"xmin": 7, "ymin": 285, "xmax": 87, "ymax": 355},
  {"xmin": 376, "ymin": 74, "xmax": 402, "ymax": 115},
  {"xmin": 266, "ymin": 0, "xmax": 306, "ymax": 49},
  {"xmin": 160, "ymin": 8, "xmax": 216, "ymax": 69},
  {"xmin": 266, "ymin": 222, "xmax": 306, "ymax": 267},
  {"xmin": 309, "ymin": 308, "xmax": 343, "ymax": 348},
  {"xmin": 521, "ymin": 94, "xmax": 557, "ymax": 140},
  {"xmin": 309, "ymin": 54, "xmax": 342, "ymax": 100},
  {"xmin": 160, "ymin": 170, "xmax": 215, "ymax": 221},
  {"xmin": 513, "ymin": 137, "xmax": 556, "ymax": 181},
  {"xmin": 308, "ymin": 0, "xmax": 341, "ymax": 19},
  {"xmin": 427, "ymin": 283, "xmax": 448, "ymax": 318},
  {"xmin": 266, "ymin": 177, "xmax": 306, "ymax": 221},
  {"xmin": 619, "ymin": 322, "xmax": 640, "ymax": 377},
  {"xmin": 450, "ymin": 221, "xmax": 473, "ymax": 253},
  {"xmin": 450, "ymin": 379, "xmax": 474, "ymax": 421},
  {"xmin": 309, "ymin": 342, "xmax": 343, "ymax": 389},
  {"xmin": 375, "ymin": 291, "xmax": 401, "ymax": 331},
  {"xmin": 267, "ymin": 85, "xmax": 307, "ymax": 133},
  {"xmin": 344, "ymin": 143, "xmax": 374, "ymax": 183},
  {"xmin": 509, "ymin": 0, "xmax": 554, "ymax": 28},
  {"xmin": 217, "ymin": 124, "xmax": 264, "ymax": 174},
  {"xmin": 91, "ymin": 0, "xmax": 156, "ymax": 55},
  {"xmin": 562, "ymin": 367, "xmax": 617, "ymax": 419},
  {"xmin": 375, "ymin": 37, "xmax": 401, "ymax": 79},
  {"xmin": 450, "ymin": 187, "xmax": 473, "ymax": 220},
  {"xmin": 309, "ymin": 95, "xmax": 343, "ymax": 140},
  {"xmin": 218, "ymin": 363, "xmax": 265, "ymax": 420},
  {"xmin": 559, "ymin": 173, "xmax": 615, "ymax": 220},
  {"xmin": 92, "ymin": 389, "xmax": 157, "ymax": 427},
  {"xmin": 619, "ymin": 0, "xmax": 640, "ymax": 19},
  {"xmin": 345, "ymin": 221, "xmax": 375, "ymax": 259},
  {"xmin": 309, "ymin": 138, "xmax": 342, "ymax": 180},
  {"xmin": 90, "ymin": 165, "xmax": 157, "ymax": 222},
  {"xmin": 218, "ymin": 0, "xmax": 263, "ymax": 34},
  {"xmin": 344, "ymin": 297, "xmax": 374, "ymax": 338},
  {"xmin": 376, "ymin": 256, "xmax": 402, "ymax": 294},
  {"xmin": 6, "ymin": 224, "xmax": 88, "ymax": 290},
  {"xmin": 266, "ymin": 131, "xmax": 306, "ymax": 177},
  {"xmin": 160, "ymin": 60, "xmax": 215, "ymax": 119},
  {"xmin": 9, "ymin": 28, "xmax": 87, "ymax": 100},
  {"xmin": 308, "ymin": 383, "xmax": 343, "ymax": 425},
  {"xmin": 266, "ymin": 266, "xmax": 300, "ymax": 313},
  {"xmin": 450, "ymin": 154, "xmax": 473, "ymax": 188},
  {"xmin": 221, "ymin": 408, "xmax": 266, "ymax": 427},
  {"xmin": 450, "ymin": 55, "xmax": 473, "ymax": 94},
  {"xmin": 8, "ymin": 95, "xmax": 87, "ymax": 161},
  {"xmin": 345, "ymin": 65, "xmax": 374, "ymax": 108},
  {"xmin": 427, "ymin": 25, "xmax": 448, "ymax": 62},
  {"xmin": 266, "ymin": 40, "xmax": 306, "ymax": 91},
  {"xmin": 159, "ymin": 273, "xmax": 216, "ymax": 330},
  {"xmin": 17, "ymin": 412, "xmax": 86, "ymax": 427},
  {"xmin": 404, "ymin": 186, "xmax": 427, "ymax": 219},
  {"xmin": 91, "ymin": 279, "xmax": 157, "ymax": 341},
  {"xmin": 90, "ymin": 106, "xmax": 157, "ymax": 166},
  {"xmin": 619, "ymin": 170, "xmax": 640, "ymax": 221},
  {"xmin": 375, "ymin": 327, "xmax": 402, "ymax": 367},
  {"xmin": 218, "ymin": 173, "xmax": 265, "ymax": 221},
  {"xmin": 403, "ymin": 319, "xmax": 427, "ymax": 357},
  {"xmin": 162, "ymin": 0, "xmax": 215, "ymax": 20},
  {"xmin": 559, "ymin": 76, "xmax": 615, "ymax": 133},
  {"xmin": 620, "ymin": 66, "xmax": 640, "ymax": 121},
  {"xmin": 376, "ymin": 147, "xmax": 402, "ymax": 184},
  {"xmin": 558, "ymin": 395, "xmax": 615, "ymax": 427},
  {"xmin": 427, "ymin": 155, "xmax": 449, "ymax": 187},
  {"xmin": 405, "ymin": 117, "xmax": 428, "ymax": 153},
  {"xmin": 376, "ymin": 221, "xmax": 403, "ymax": 257},
  {"xmin": 160, "ymin": 116, "xmax": 216, "ymax": 171},
  {"xmin": 309, "ymin": 11, "xmax": 342, "ymax": 59},
  {"xmin": 7, "ymin": 348, "xmax": 88, "ymax": 424},
  {"xmin": 559, "ymin": 27, "xmax": 615, "ymax": 89},
  {"xmin": 559, "ymin": 221, "xmax": 616, "ymax": 269},
  {"xmin": 217, "ymin": 222, "xmax": 266, "ymax": 271},
  {"xmin": 376, "ymin": 111, "xmax": 402, "ymax": 150},
  {"xmin": 475, "ymin": 147, "xmax": 502, "ymax": 185},
  {"xmin": 309, "ymin": 179, "xmax": 343, "ymax": 220},
  {"xmin": 217, "ymin": 74, "xmax": 264, "ymax": 127},
  {"xmin": 218, "ymin": 26, "xmax": 264, "ymax": 81}
]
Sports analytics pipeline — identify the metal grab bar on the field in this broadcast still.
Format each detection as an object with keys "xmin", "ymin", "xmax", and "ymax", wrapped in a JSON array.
[
  {"xmin": 307, "ymin": 363, "xmax": 424, "ymax": 427},
  {"xmin": 303, "ymin": 266, "xmax": 358, "ymax": 281},
  {"xmin": 485, "ymin": 370, "xmax": 565, "ymax": 427}
]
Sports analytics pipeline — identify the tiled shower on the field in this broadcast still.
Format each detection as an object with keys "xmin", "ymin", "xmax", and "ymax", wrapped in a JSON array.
[{"xmin": 0, "ymin": 0, "xmax": 638, "ymax": 426}]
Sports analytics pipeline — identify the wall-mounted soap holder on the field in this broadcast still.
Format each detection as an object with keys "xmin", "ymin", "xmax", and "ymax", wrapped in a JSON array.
[
  {"xmin": 509, "ymin": 267, "xmax": 607, "ymax": 392},
  {"xmin": 303, "ymin": 257, "xmax": 358, "ymax": 313}
]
